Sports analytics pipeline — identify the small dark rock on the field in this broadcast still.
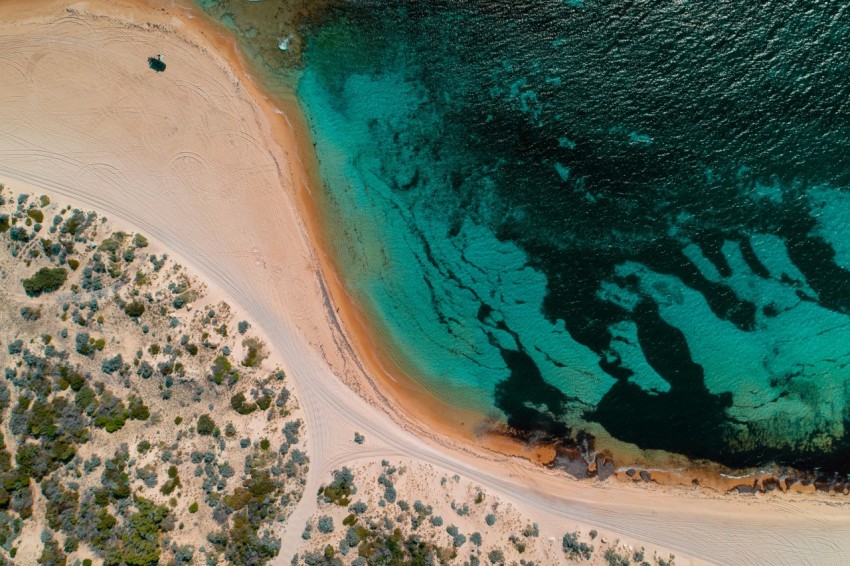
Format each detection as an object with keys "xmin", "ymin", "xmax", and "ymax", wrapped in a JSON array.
[{"xmin": 595, "ymin": 455, "xmax": 615, "ymax": 482}]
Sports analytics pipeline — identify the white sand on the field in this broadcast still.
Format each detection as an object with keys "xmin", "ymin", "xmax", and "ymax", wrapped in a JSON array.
[{"xmin": 1, "ymin": 2, "xmax": 850, "ymax": 565}]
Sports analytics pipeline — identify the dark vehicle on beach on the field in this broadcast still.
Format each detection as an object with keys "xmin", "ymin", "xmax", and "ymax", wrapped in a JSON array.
[{"xmin": 148, "ymin": 55, "xmax": 166, "ymax": 72}]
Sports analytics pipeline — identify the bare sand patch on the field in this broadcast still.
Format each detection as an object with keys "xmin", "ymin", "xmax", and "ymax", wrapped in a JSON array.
[{"xmin": 1, "ymin": 1, "xmax": 849, "ymax": 564}]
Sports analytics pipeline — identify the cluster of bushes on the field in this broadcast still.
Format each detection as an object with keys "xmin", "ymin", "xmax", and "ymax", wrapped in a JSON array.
[
  {"xmin": 563, "ymin": 531, "xmax": 594, "ymax": 561},
  {"xmin": 378, "ymin": 472, "xmax": 397, "ymax": 504},
  {"xmin": 320, "ymin": 468, "xmax": 356, "ymax": 506},
  {"xmin": 0, "ymin": 194, "xmax": 314, "ymax": 565},
  {"xmin": 75, "ymin": 332, "xmax": 105, "ymax": 357},
  {"xmin": 312, "ymin": 523, "xmax": 456, "ymax": 564},
  {"xmin": 208, "ymin": 469, "xmax": 284, "ymax": 563}
]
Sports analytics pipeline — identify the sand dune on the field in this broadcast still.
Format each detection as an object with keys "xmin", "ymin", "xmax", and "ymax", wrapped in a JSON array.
[{"xmin": 1, "ymin": 2, "xmax": 849, "ymax": 565}]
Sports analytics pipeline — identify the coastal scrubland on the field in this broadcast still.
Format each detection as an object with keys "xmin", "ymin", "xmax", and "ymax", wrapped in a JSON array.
[
  {"xmin": 297, "ymin": 459, "xmax": 675, "ymax": 566},
  {"xmin": 0, "ymin": 188, "xmax": 308, "ymax": 565}
]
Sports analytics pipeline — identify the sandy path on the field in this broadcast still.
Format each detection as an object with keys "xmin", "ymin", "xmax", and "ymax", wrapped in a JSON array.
[{"xmin": 0, "ymin": 2, "xmax": 849, "ymax": 565}]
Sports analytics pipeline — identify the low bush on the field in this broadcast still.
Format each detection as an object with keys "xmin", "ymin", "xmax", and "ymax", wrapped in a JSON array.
[
  {"xmin": 101, "ymin": 354, "xmax": 123, "ymax": 375},
  {"xmin": 22, "ymin": 267, "xmax": 67, "ymax": 296},
  {"xmin": 320, "ymin": 468, "xmax": 355, "ymax": 506},
  {"xmin": 197, "ymin": 414, "xmax": 216, "ymax": 436},
  {"xmin": 26, "ymin": 209, "xmax": 44, "ymax": 223},
  {"xmin": 317, "ymin": 516, "xmax": 334, "ymax": 534},
  {"xmin": 241, "ymin": 337, "xmax": 267, "ymax": 368},
  {"xmin": 19, "ymin": 306, "xmax": 41, "ymax": 321},
  {"xmin": 123, "ymin": 301, "xmax": 145, "ymax": 318},
  {"xmin": 230, "ymin": 392, "xmax": 256, "ymax": 415},
  {"xmin": 562, "ymin": 531, "xmax": 593, "ymax": 561}
]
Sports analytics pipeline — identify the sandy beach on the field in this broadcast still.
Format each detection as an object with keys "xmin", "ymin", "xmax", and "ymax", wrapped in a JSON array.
[{"xmin": 2, "ymin": 1, "xmax": 850, "ymax": 564}]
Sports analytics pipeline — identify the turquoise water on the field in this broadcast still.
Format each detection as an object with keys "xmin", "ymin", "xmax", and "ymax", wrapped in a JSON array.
[{"xmin": 201, "ymin": 0, "xmax": 850, "ymax": 472}]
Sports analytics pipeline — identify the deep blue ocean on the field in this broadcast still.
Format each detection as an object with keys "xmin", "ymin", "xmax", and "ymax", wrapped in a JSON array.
[{"xmin": 199, "ymin": 0, "xmax": 850, "ymax": 473}]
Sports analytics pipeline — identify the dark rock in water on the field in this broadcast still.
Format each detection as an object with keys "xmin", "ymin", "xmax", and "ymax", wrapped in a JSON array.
[
  {"xmin": 784, "ymin": 477, "xmax": 797, "ymax": 490},
  {"xmin": 762, "ymin": 478, "xmax": 779, "ymax": 492},
  {"xmin": 639, "ymin": 470, "xmax": 652, "ymax": 482},
  {"xmin": 148, "ymin": 56, "xmax": 166, "ymax": 72},
  {"xmin": 625, "ymin": 468, "xmax": 636, "ymax": 477}
]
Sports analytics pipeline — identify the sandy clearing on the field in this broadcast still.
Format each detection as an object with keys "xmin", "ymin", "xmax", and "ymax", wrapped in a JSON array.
[{"xmin": 0, "ymin": 2, "xmax": 848, "ymax": 565}]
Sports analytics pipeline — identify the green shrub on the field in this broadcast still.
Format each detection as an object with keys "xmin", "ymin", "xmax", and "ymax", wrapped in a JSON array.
[
  {"xmin": 211, "ymin": 355, "xmax": 233, "ymax": 384},
  {"xmin": 241, "ymin": 338, "xmax": 267, "ymax": 368},
  {"xmin": 26, "ymin": 209, "xmax": 44, "ymax": 223},
  {"xmin": 128, "ymin": 396, "xmax": 150, "ymax": 421},
  {"xmin": 256, "ymin": 394, "xmax": 272, "ymax": 411},
  {"xmin": 92, "ymin": 392, "xmax": 128, "ymax": 433},
  {"xmin": 320, "ymin": 468, "xmax": 355, "ymax": 506},
  {"xmin": 603, "ymin": 548, "xmax": 629, "ymax": 566},
  {"xmin": 22, "ymin": 267, "xmax": 67, "ymax": 296},
  {"xmin": 562, "ymin": 532, "xmax": 593, "ymax": 561},
  {"xmin": 230, "ymin": 392, "xmax": 257, "ymax": 415},
  {"xmin": 67, "ymin": 258, "xmax": 80, "ymax": 270},
  {"xmin": 161, "ymin": 467, "xmax": 180, "ymax": 495},
  {"xmin": 124, "ymin": 301, "xmax": 145, "ymax": 318},
  {"xmin": 196, "ymin": 414, "xmax": 216, "ymax": 436}
]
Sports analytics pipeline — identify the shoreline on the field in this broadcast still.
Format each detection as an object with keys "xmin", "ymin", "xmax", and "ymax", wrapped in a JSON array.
[
  {"xmin": 62, "ymin": 0, "xmax": 850, "ymax": 489},
  {"xmin": 198, "ymin": 5, "xmax": 569, "ymax": 467},
  {"xmin": 3, "ymin": 2, "xmax": 850, "ymax": 563},
  {"xmin": 227, "ymin": 26, "xmax": 850, "ymax": 490}
]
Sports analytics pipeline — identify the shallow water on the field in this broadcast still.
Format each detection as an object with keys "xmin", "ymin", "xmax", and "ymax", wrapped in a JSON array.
[{"xmin": 200, "ymin": 0, "xmax": 850, "ymax": 473}]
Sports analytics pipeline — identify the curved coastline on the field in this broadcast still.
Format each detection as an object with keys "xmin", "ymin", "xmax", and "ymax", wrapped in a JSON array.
[
  {"xmin": 192, "ymin": 4, "xmax": 567, "ymax": 466},
  {"xmin": 156, "ymin": 0, "xmax": 850, "ymax": 488},
  {"xmin": 2, "ymin": 1, "xmax": 850, "ymax": 564},
  {"xmin": 227, "ymin": 17, "xmax": 850, "ymax": 491}
]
